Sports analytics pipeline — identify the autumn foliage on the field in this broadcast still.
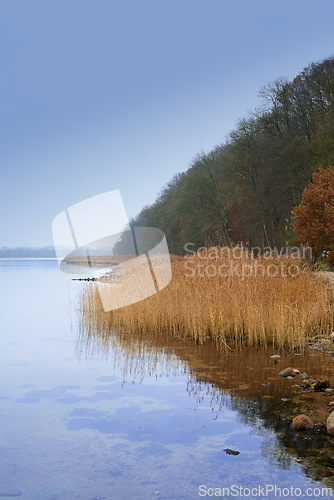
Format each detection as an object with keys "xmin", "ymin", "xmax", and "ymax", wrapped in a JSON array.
[{"xmin": 294, "ymin": 166, "xmax": 334, "ymax": 257}]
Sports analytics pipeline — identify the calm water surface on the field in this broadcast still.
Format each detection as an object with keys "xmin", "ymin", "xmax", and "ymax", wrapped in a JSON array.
[{"xmin": 0, "ymin": 260, "xmax": 333, "ymax": 499}]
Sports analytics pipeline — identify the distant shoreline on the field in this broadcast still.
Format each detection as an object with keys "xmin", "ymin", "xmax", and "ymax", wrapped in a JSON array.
[
  {"xmin": 0, "ymin": 246, "xmax": 57, "ymax": 259},
  {"xmin": 0, "ymin": 257, "xmax": 59, "ymax": 261}
]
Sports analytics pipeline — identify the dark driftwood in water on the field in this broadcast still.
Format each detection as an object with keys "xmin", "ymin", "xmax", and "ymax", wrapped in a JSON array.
[
  {"xmin": 224, "ymin": 448, "xmax": 240, "ymax": 455},
  {"xmin": 72, "ymin": 277, "xmax": 97, "ymax": 281}
]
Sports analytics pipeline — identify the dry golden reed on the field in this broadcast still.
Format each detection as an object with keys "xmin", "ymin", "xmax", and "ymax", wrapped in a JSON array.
[{"xmin": 79, "ymin": 246, "xmax": 334, "ymax": 350}]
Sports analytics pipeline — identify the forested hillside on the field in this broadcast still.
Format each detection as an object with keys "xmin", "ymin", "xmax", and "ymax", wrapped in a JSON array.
[{"xmin": 134, "ymin": 56, "xmax": 334, "ymax": 253}]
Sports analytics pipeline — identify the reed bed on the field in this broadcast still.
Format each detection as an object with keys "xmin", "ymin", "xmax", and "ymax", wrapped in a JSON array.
[{"xmin": 78, "ymin": 246, "xmax": 334, "ymax": 350}]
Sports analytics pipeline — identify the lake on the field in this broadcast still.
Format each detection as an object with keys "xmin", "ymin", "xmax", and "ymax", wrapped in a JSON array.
[{"xmin": 0, "ymin": 260, "xmax": 334, "ymax": 499}]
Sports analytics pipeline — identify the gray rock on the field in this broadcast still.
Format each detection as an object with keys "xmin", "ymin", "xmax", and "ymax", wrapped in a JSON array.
[
  {"xmin": 319, "ymin": 338, "xmax": 331, "ymax": 345},
  {"xmin": 286, "ymin": 376, "xmax": 294, "ymax": 380},
  {"xmin": 325, "ymin": 388, "xmax": 334, "ymax": 394},
  {"xmin": 270, "ymin": 354, "xmax": 281, "ymax": 360},
  {"xmin": 299, "ymin": 372, "xmax": 308, "ymax": 380},
  {"xmin": 328, "ymin": 401, "xmax": 334, "ymax": 406}
]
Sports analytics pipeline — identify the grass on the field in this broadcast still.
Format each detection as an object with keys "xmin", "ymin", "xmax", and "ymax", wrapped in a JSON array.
[{"xmin": 78, "ymin": 246, "xmax": 334, "ymax": 351}]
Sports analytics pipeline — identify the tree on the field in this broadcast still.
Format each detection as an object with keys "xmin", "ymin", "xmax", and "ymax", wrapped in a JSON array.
[
  {"xmin": 293, "ymin": 166, "xmax": 334, "ymax": 257},
  {"xmin": 134, "ymin": 56, "xmax": 334, "ymax": 253}
]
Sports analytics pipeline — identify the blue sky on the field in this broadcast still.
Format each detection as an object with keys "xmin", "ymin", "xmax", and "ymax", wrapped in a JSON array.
[{"xmin": 1, "ymin": 0, "xmax": 334, "ymax": 247}]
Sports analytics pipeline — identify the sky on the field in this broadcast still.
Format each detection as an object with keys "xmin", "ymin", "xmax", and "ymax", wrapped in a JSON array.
[{"xmin": 1, "ymin": 0, "xmax": 334, "ymax": 247}]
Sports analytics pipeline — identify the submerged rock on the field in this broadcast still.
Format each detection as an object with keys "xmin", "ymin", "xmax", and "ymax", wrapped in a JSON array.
[
  {"xmin": 292, "ymin": 415, "xmax": 315, "ymax": 431},
  {"xmin": 302, "ymin": 379, "xmax": 329, "ymax": 391},
  {"xmin": 279, "ymin": 367, "xmax": 300, "ymax": 378},
  {"xmin": 299, "ymin": 372, "xmax": 308, "ymax": 380},
  {"xmin": 270, "ymin": 354, "xmax": 281, "ymax": 360},
  {"xmin": 312, "ymin": 379, "xmax": 329, "ymax": 391}
]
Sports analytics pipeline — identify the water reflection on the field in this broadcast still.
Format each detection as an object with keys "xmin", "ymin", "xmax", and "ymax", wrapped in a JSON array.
[
  {"xmin": 2, "ymin": 260, "xmax": 334, "ymax": 499},
  {"xmin": 77, "ymin": 295, "xmax": 334, "ymax": 487}
]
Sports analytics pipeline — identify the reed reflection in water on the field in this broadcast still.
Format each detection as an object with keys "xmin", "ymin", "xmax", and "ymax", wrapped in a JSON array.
[{"xmin": 78, "ymin": 284, "xmax": 334, "ymax": 489}]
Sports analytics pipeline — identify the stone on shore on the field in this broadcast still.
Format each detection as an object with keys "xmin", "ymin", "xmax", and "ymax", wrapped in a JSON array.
[
  {"xmin": 279, "ymin": 367, "xmax": 300, "ymax": 378},
  {"xmin": 327, "ymin": 412, "xmax": 334, "ymax": 435},
  {"xmin": 292, "ymin": 415, "xmax": 315, "ymax": 431}
]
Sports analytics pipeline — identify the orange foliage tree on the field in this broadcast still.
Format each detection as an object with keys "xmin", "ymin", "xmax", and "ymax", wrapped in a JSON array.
[{"xmin": 293, "ymin": 166, "xmax": 334, "ymax": 261}]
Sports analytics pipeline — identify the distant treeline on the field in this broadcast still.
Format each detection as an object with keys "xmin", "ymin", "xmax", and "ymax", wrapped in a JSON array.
[
  {"xmin": 0, "ymin": 246, "xmax": 56, "ymax": 258},
  {"xmin": 134, "ymin": 56, "xmax": 334, "ymax": 254}
]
